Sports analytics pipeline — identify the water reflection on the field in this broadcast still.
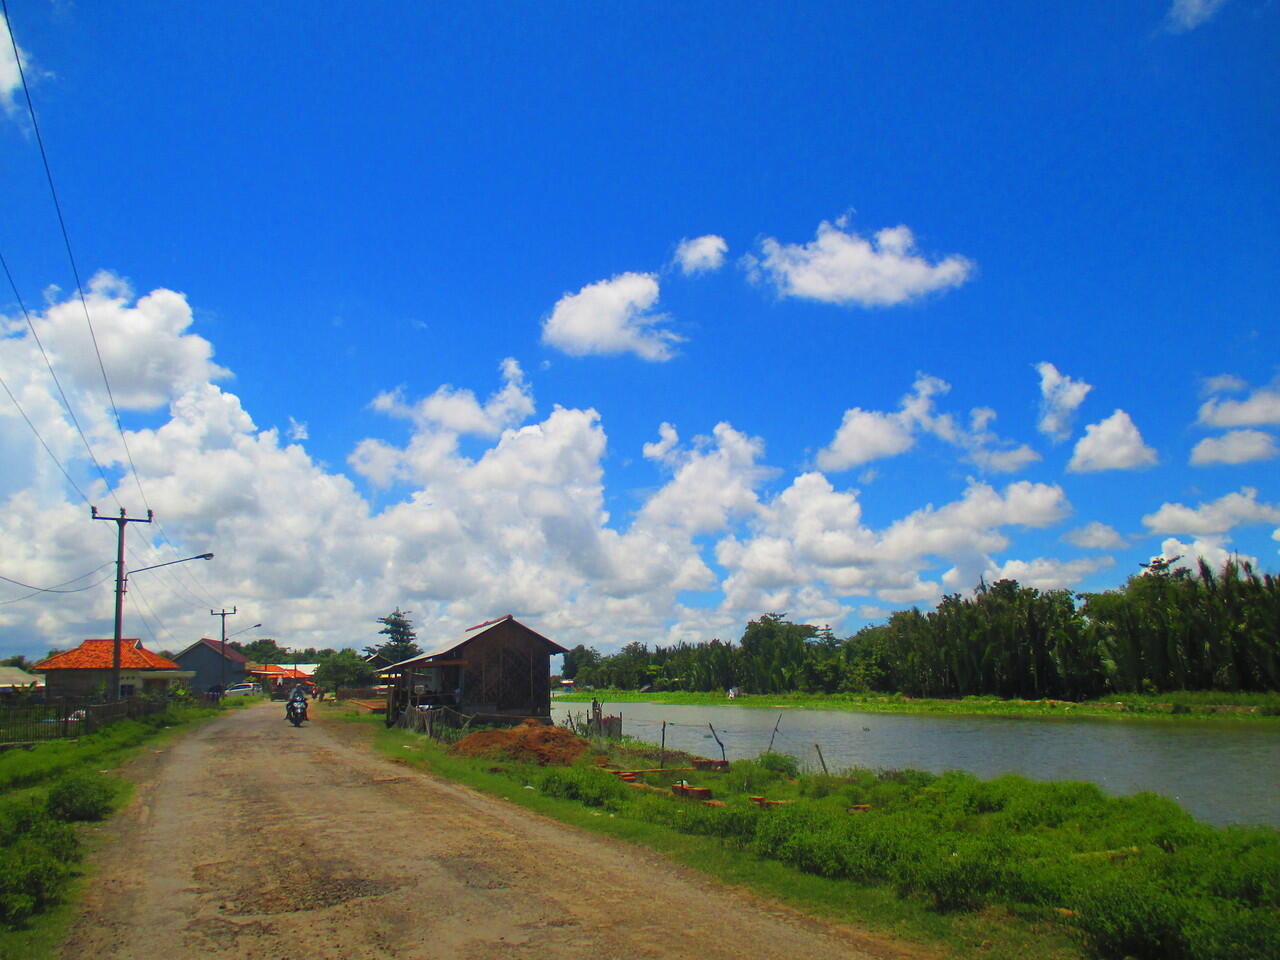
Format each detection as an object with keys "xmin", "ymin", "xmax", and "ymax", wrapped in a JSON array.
[{"xmin": 552, "ymin": 700, "xmax": 1280, "ymax": 828}]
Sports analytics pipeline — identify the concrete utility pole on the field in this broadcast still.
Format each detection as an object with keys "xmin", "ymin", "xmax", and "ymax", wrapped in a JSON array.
[
  {"xmin": 92, "ymin": 506, "xmax": 153, "ymax": 701},
  {"xmin": 211, "ymin": 607, "xmax": 237, "ymax": 695}
]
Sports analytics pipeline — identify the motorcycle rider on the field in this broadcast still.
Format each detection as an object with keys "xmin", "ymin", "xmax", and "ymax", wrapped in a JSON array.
[{"xmin": 286, "ymin": 684, "xmax": 308, "ymax": 722}]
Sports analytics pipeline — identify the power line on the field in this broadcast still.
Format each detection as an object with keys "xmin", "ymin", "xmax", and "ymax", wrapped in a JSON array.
[
  {"xmin": 0, "ymin": 362, "xmax": 90, "ymax": 505},
  {"xmin": 1, "ymin": 251, "xmax": 119, "ymax": 506},
  {"xmin": 2, "ymin": 1, "xmax": 140, "ymax": 484},
  {"xmin": 0, "ymin": 562, "xmax": 115, "ymax": 603},
  {"xmin": 4, "ymin": 6, "xmax": 221, "ymax": 614}
]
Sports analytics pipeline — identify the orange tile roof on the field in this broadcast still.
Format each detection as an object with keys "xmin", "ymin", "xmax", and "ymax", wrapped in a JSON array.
[
  {"xmin": 249, "ymin": 664, "xmax": 312, "ymax": 678},
  {"xmin": 34, "ymin": 639, "xmax": 181, "ymax": 671}
]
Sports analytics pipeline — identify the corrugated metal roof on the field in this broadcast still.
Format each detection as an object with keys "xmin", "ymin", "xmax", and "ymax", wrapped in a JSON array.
[
  {"xmin": 0, "ymin": 666, "xmax": 42, "ymax": 686},
  {"xmin": 378, "ymin": 615, "xmax": 566, "ymax": 674},
  {"xmin": 175, "ymin": 637, "xmax": 250, "ymax": 663}
]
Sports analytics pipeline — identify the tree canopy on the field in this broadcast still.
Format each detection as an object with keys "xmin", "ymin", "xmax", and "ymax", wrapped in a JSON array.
[
  {"xmin": 233, "ymin": 638, "xmax": 292, "ymax": 664},
  {"xmin": 571, "ymin": 561, "xmax": 1280, "ymax": 699},
  {"xmin": 313, "ymin": 649, "xmax": 377, "ymax": 692},
  {"xmin": 366, "ymin": 608, "xmax": 422, "ymax": 664}
]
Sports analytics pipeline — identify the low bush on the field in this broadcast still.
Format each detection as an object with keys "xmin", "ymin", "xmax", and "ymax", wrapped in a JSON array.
[
  {"xmin": 519, "ymin": 754, "xmax": 1280, "ymax": 959},
  {"xmin": 0, "ymin": 702, "xmax": 216, "ymax": 932},
  {"xmin": 537, "ymin": 765, "xmax": 630, "ymax": 809},
  {"xmin": 46, "ymin": 772, "xmax": 117, "ymax": 822},
  {"xmin": 727, "ymin": 757, "xmax": 793, "ymax": 798},
  {"xmin": 0, "ymin": 798, "xmax": 80, "ymax": 926}
]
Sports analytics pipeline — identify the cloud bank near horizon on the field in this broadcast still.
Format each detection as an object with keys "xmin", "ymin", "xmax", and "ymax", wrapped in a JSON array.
[{"xmin": 1, "ymin": 276, "xmax": 1275, "ymax": 660}]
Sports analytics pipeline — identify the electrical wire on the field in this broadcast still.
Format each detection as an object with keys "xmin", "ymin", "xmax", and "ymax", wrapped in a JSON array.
[
  {"xmin": 2, "ymin": 2, "xmax": 143, "ymax": 505},
  {"xmin": 4, "ymin": 4, "xmax": 221, "ymax": 626},
  {"xmin": 1, "ymin": 251, "xmax": 119, "ymax": 507},
  {"xmin": 0, "ymin": 562, "xmax": 115, "ymax": 601},
  {"xmin": 0, "ymin": 363, "xmax": 90, "ymax": 505}
]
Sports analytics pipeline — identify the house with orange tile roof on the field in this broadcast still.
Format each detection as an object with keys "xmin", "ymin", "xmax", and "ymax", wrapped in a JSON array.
[{"xmin": 34, "ymin": 639, "xmax": 194, "ymax": 699}]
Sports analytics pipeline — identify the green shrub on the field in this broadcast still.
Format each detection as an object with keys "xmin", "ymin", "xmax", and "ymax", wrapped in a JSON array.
[
  {"xmin": 46, "ymin": 772, "xmax": 116, "ymax": 822},
  {"xmin": 1073, "ymin": 873, "xmax": 1189, "ymax": 959},
  {"xmin": 756, "ymin": 751, "xmax": 800, "ymax": 778},
  {"xmin": 724, "ymin": 757, "xmax": 789, "ymax": 794},
  {"xmin": 537, "ymin": 766, "xmax": 630, "ymax": 809},
  {"xmin": 1183, "ymin": 899, "xmax": 1280, "ymax": 960},
  {"xmin": 0, "ymin": 799, "xmax": 81, "ymax": 928},
  {"xmin": 796, "ymin": 772, "xmax": 844, "ymax": 799}
]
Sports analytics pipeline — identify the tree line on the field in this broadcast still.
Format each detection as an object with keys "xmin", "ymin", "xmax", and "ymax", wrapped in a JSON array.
[{"xmin": 564, "ymin": 559, "xmax": 1280, "ymax": 699}]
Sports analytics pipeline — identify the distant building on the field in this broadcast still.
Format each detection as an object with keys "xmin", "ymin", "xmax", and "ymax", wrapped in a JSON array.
[
  {"xmin": 34, "ymin": 639, "xmax": 191, "ymax": 699},
  {"xmin": 0, "ymin": 666, "xmax": 43, "ymax": 700},
  {"xmin": 173, "ymin": 637, "xmax": 250, "ymax": 694},
  {"xmin": 379, "ymin": 615, "xmax": 567, "ymax": 723},
  {"xmin": 250, "ymin": 664, "xmax": 315, "ymax": 698}
]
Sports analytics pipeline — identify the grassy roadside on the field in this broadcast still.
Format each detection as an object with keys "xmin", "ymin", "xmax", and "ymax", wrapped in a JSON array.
[
  {"xmin": 556, "ymin": 689, "xmax": 1280, "ymax": 721},
  {"xmin": 323, "ymin": 704, "xmax": 1087, "ymax": 960},
  {"xmin": 0, "ymin": 699, "xmax": 251, "ymax": 960}
]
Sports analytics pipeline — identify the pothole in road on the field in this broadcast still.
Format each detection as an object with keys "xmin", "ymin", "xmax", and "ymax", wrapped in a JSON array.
[
  {"xmin": 444, "ymin": 853, "xmax": 511, "ymax": 890},
  {"xmin": 225, "ymin": 874, "xmax": 402, "ymax": 915}
]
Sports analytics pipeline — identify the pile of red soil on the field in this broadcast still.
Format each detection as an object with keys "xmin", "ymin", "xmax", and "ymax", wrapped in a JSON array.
[{"xmin": 451, "ymin": 723, "xmax": 589, "ymax": 766}]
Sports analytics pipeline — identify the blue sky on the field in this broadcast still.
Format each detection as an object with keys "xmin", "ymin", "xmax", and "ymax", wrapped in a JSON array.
[{"xmin": 1, "ymin": 1, "xmax": 1277, "ymax": 659}]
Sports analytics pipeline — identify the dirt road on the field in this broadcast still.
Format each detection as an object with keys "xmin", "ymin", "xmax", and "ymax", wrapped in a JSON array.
[{"xmin": 61, "ymin": 702, "xmax": 921, "ymax": 960}]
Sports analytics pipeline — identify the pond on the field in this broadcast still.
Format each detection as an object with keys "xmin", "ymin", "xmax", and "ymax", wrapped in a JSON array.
[{"xmin": 552, "ymin": 699, "xmax": 1280, "ymax": 828}]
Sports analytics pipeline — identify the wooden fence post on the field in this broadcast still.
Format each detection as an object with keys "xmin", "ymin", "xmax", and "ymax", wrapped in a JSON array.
[
  {"xmin": 708, "ymin": 723, "xmax": 727, "ymax": 763},
  {"xmin": 767, "ymin": 713, "xmax": 782, "ymax": 753}
]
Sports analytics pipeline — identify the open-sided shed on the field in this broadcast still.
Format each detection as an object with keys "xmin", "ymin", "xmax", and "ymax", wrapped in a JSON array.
[{"xmin": 379, "ymin": 615, "xmax": 566, "ymax": 725}]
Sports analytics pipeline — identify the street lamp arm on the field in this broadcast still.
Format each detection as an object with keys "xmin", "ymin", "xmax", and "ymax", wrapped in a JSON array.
[{"xmin": 127, "ymin": 553, "xmax": 214, "ymax": 577}]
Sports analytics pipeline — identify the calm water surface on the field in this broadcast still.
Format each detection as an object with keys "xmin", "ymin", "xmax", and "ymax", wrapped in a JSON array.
[{"xmin": 552, "ymin": 699, "xmax": 1280, "ymax": 828}]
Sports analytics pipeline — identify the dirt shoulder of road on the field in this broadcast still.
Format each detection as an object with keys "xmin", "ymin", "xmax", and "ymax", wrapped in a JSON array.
[{"xmin": 58, "ymin": 700, "xmax": 936, "ymax": 960}]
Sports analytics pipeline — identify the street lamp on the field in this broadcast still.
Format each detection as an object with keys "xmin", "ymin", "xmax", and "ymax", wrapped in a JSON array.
[
  {"xmin": 212, "ymin": 614, "xmax": 261, "ymax": 698},
  {"xmin": 223, "ymin": 621, "xmax": 261, "ymax": 694},
  {"xmin": 109, "ymin": 552, "xmax": 214, "ymax": 701}
]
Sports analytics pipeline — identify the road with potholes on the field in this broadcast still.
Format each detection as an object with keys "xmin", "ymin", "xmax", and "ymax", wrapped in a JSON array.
[{"xmin": 61, "ymin": 701, "xmax": 925, "ymax": 960}]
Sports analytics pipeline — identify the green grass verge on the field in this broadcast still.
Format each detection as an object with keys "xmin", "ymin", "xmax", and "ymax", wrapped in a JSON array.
[
  {"xmin": 327, "ymin": 706, "xmax": 1087, "ymax": 960},
  {"xmin": 0, "ymin": 700, "xmax": 246, "ymax": 960},
  {"xmin": 556, "ymin": 689, "xmax": 1280, "ymax": 721}
]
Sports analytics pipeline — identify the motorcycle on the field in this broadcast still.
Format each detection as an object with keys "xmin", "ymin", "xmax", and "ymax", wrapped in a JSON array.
[{"xmin": 286, "ymin": 698, "xmax": 308, "ymax": 727}]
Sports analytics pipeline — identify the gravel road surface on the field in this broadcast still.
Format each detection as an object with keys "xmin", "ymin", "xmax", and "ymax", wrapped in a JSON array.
[{"xmin": 61, "ymin": 702, "xmax": 925, "ymax": 960}]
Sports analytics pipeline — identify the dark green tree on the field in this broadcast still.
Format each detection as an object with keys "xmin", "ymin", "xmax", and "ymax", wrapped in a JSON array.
[
  {"xmin": 313, "ymin": 649, "xmax": 377, "ymax": 693},
  {"xmin": 367, "ymin": 607, "xmax": 421, "ymax": 663},
  {"xmin": 560, "ymin": 644, "xmax": 601, "ymax": 680},
  {"xmin": 235, "ymin": 637, "xmax": 291, "ymax": 664}
]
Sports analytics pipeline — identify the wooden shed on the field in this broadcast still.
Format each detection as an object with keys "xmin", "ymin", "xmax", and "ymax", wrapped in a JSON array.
[{"xmin": 379, "ymin": 615, "xmax": 566, "ymax": 726}]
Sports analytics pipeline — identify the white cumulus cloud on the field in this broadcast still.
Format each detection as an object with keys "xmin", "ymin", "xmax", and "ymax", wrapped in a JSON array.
[
  {"xmin": 1, "ymin": 15, "xmax": 29, "ymax": 116},
  {"xmin": 1155, "ymin": 537, "xmax": 1256, "ymax": 573},
  {"xmin": 1198, "ymin": 385, "xmax": 1280, "ymax": 428},
  {"xmin": 1166, "ymin": 0, "xmax": 1230, "ymax": 32},
  {"xmin": 31, "ymin": 272, "xmax": 229, "ymax": 411},
  {"xmin": 673, "ymin": 235, "xmax": 728, "ymax": 275},
  {"xmin": 1067, "ymin": 410, "xmax": 1158, "ymax": 473},
  {"xmin": 985, "ymin": 555, "xmax": 1114, "ymax": 591},
  {"xmin": 1035, "ymin": 362, "xmax": 1092, "ymax": 442},
  {"xmin": 817, "ymin": 408, "xmax": 915, "ymax": 470},
  {"xmin": 1063, "ymin": 521, "xmax": 1127, "ymax": 549},
  {"xmin": 541, "ymin": 273, "xmax": 682, "ymax": 361},
  {"xmin": 818, "ymin": 375, "xmax": 1037, "ymax": 474},
  {"xmin": 1143, "ymin": 487, "xmax": 1280, "ymax": 536},
  {"xmin": 1190, "ymin": 429, "xmax": 1278, "ymax": 466},
  {"xmin": 748, "ymin": 215, "xmax": 973, "ymax": 307}
]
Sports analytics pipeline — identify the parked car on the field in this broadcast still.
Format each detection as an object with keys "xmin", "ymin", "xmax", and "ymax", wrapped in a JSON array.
[{"xmin": 223, "ymin": 682, "xmax": 261, "ymax": 697}]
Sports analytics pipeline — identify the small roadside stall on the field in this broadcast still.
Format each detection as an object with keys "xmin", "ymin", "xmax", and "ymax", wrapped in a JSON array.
[{"xmin": 379, "ymin": 615, "xmax": 566, "ymax": 729}]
